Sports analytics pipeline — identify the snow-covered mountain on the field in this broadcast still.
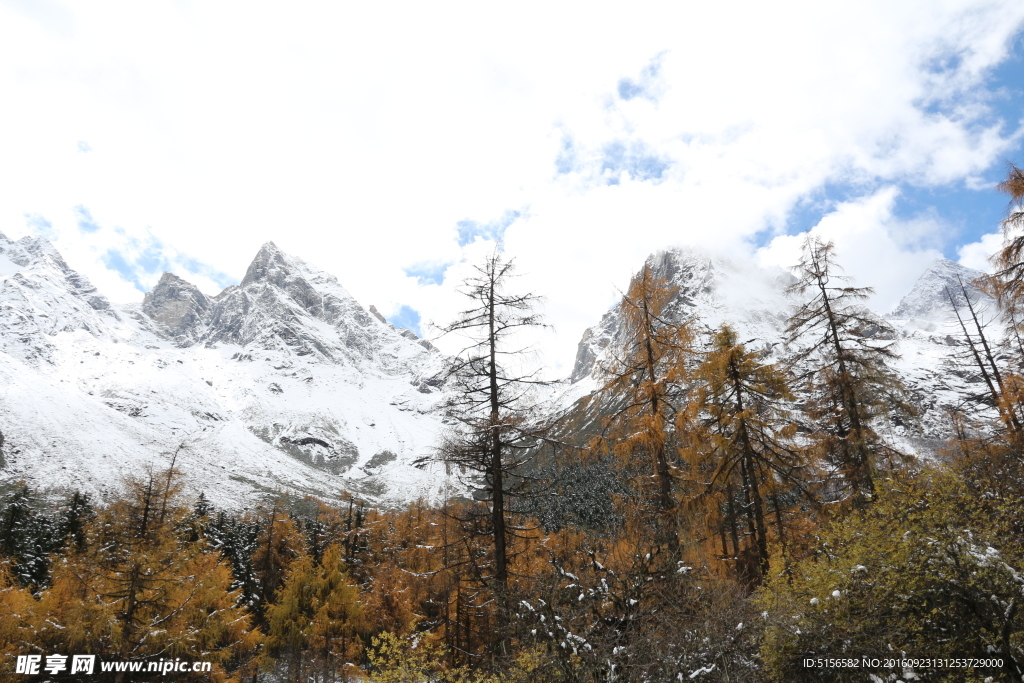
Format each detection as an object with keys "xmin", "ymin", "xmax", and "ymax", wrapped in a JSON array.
[
  {"xmin": 0, "ymin": 233, "xmax": 449, "ymax": 509},
  {"xmin": 889, "ymin": 258, "xmax": 992, "ymax": 321},
  {"xmin": 569, "ymin": 248, "xmax": 794, "ymax": 387},
  {"xmin": 563, "ymin": 247, "xmax": 1001, "ymax": 450},
  {"xmin": 886, "ymin": 259, "xmax": 999, "ymax": 442},
  {"xmin": 0, "ymin": 235, "xmax": 1004, "ymax": 509}
]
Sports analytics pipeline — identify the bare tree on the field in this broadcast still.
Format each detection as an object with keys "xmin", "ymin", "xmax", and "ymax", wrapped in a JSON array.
[
  {"xmin": 785, "ymin": 237, "xmax": 910, "ymax": 506},
  {"xmin": 438, "ymin": 249, "xmax": 548, "ymax": 598},
  {"xmin": 945, "ymin": 276, "xmax": 1024, "ymax": 435}
]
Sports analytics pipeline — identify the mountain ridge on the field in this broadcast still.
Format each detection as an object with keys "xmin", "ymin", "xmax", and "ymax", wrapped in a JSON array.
[
  {"xmin": 0, "ymin": 232, "xmax": 448, "ymax": 509},
  {"xmin": 563, "ymin": 247, "xmax": 999, "ymax": 449},
  {"xmin": 0, "ymin": 233, "xmax": 1003, "ymax": 508}
]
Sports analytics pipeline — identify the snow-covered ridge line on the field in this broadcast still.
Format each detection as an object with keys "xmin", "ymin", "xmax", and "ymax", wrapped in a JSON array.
[
  {"xmin": 0, "ymin": 232, "xmax": 449, "ymax": 509},
  {"xmin": 0, "ymin": 233, "xmax": 1000, "ymax": 507},
  {"xmin": 564, "ymin": 247, "xmax": 998, "ymax": 451}
]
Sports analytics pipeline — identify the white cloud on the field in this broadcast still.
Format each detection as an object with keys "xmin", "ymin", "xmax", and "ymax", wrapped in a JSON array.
[
  {"xmin": 1, "ymin": 1, "xmax": 1023, "ymax": 375},
  {"xmin": 959, "ymin": 230, "xmax": 1003, "ymax": 271},
  {"xmin": 757, "ymin": 188, "xmax": 945, "ymax": 314}
]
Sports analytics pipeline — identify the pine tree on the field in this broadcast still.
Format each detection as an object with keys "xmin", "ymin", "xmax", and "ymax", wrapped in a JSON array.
[
  {"xmin": 785, "ymin": 237, "xmax": 910, "ymax": 505},
  {"xmin": 207, "ymin": 507, "xmax": 263, "ymax": 608},
  {"xmin": 977, "ymin": 162, "xmax": 1024, "ymax": 444},
  {"xmin": 57, "ymin": 491, "xmax": 94, "ymax": 553},
  {"xmin": 35, "ymin": 469, "xmax": 263, "ymax": 681},
  {"xmin": 295, "ymin": 498, "xmax": 348, "ymax": 568},
  {"xmin": 0, "ymin": 562, "xmax": 39, "ymax": 677},
  {"xmin": 251, "ymin": 501, "xmax": 305, "ymax": 630},
  {"xmin": 680, "ymin": 326, "xmax": 816, "ymax": 585},
  {"xmin": 266, "ymin": 544, "xmax": 364, "ymax": 682},
  {"xmin": 597, "ymin": 262, "xmax": 692, "ymax": 537},
  {"xmin": 988, "ymin": 163, "xmax": 1024, "ymax": 310},
  {"xmin": 0, "ymin": 484, "xmax": 59, "ymax": 588}
]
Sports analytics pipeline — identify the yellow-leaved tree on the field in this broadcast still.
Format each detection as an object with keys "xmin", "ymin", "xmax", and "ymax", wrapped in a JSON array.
[
  {"xmin": 680, "ymin": 326, "xmax": 818, "ymax": 586},
  {"xmin": 266, "ymin": 543, "xmax": 364, "ymax": 683},
  {"xmin": 34, "ymin": 470, "xmax": 263, "ymax": 682},
  {"xmin": 597, "ymin": 261, "xmax": 693, "ymax": 546},
  {"xmin": 0, "ymin": 562, "xmax": 38, "ymax": 681}
]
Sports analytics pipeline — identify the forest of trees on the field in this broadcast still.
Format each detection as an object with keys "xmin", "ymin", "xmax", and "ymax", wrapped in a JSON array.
[{"xmin": 3, "ymin": 166, "xmax": 1024, "ymax": 682}]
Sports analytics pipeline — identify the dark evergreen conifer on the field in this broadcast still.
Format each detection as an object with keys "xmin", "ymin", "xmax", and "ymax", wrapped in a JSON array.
[
  {"xmin": 57, "ymin": 490, "xmax": 94, "ymax": 553},
  {"xmin": 0, "ymin": 484, "xmax": 59, "ymax": 588}
]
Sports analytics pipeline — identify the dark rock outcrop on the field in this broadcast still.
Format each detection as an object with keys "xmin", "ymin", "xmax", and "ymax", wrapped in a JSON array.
[{"xmin": 142, "ymin": 272, "xmax": 211, "ymax": 345}]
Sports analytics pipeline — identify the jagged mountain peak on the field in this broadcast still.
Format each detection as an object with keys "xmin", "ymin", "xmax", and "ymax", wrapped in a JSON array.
[
  {"xmin": 648, "ymin": 246, "xmax": 796, "ymax": 310},
  {"xmin": 889, "ymin": 258, "xmax": 991, "ymax": 321},
  {"xmin": 0, "ymin": 231, "xmax": 111, "ymax": 309},
  {"xmin": 142, "ymin": 272, "xmax": 211, "ymax": 345},
  {"xmin": 569, "ymin": 247, "xmax": 794, "ymax": 384},
  {"xmin": 240, "ymin": 240, "xmax": 293, "ymax": 287},
  {"xmin": 0, "ymin": 232, "xmax": 122, "ymax": 364},
  {"xmin": 148, "ymin": 270, "xmax": 208, "ymax": 298},
  {"xmin": 205, "ymin": 243, "xmax": 386, "ymax": 362},
  {"xmin": 0, "ymin": 234, "xmax": 448, "ymax": 508},
  {"xmin": 126, "ymin": 241, "xmax": 437, "ymax": 369},
  {"xmin": 0, "ymin": 230, "xmax": 61, "ymax": 261}
]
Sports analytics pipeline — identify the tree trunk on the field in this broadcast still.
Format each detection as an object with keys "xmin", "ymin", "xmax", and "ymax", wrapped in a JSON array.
[
  {"xmin": 487, "ymin": 270, "xmax": 509, "ymax": 643},
  {"xmin": 816, "ymin": 273, "xmax": 873, "ymax": 500},
  {"xmin": 729, "ymin": 355, "xmax": 769, "ymax": 581}
]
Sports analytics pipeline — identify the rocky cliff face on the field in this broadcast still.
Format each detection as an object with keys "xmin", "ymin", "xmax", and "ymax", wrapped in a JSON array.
[
  {"xmin": 569, "ymin": 247, "xmax": 794, "ymax": 384},
  {"xmin": 142, "ymin": 272, "xmax": 211, "ymax": 345},
  {"xmin": 205, "ymin": 242, "xmax": 389, "ymax": 363},
  {"xmin": 141, "ymin": 241, "xmax": 431, "ymax": 368},
  {"xmin": 889, "ymin": 258, "xmax": 992, "ymax": 321},
  {"xmin": 0, "ymin": 232, "xmax": 123, "ymax": 364}
]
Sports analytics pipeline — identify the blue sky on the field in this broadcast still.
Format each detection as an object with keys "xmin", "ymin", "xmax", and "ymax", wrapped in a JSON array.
[
  {"xmin": 2, "ymin": 2, "xmax": 1024, "ymax": 373},
  {"xmin": 389, "ymin": 305, "xmax": 422, "ymax": 337},
  {"xmin": 771, "ymin": 30, "xmax": 1024, "ymax": 257},
  {"xmin": 39, "ymin": 203, "xmax": 235, "ymax": 295}
]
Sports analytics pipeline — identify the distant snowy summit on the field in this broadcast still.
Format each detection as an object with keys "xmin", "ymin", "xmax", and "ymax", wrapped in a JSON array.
[
  {"xmin": 563, "ymin": 247, "xmax": 1001, "ymax": 449},
  {"xmin": 570, "ymin": 247, "xmax": 795, "ymax": 386},
  {"xmin": 0, "ymin": 232, "xmax": 122, "ymax": 364},
  {"xmin": 889, "ymin": 258, "xmax": 992, "ymax": 322},
  {"xmin": 0, "ymin": 232, "xmax": 447, "ymax": 509},
  {"xmin": 141, "ymin": 241, "xmax": 434, "ymax": 365}
]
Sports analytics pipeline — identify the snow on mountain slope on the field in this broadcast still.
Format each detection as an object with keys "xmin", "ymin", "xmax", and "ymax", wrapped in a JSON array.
[
  {"xmin": 889, "ymin": 258, "xmax": 992, "ymax": 322},
  {"xmin": 0, "ymin": 232, "xmax": 449, "ymax": 509},
  {"xmin": 568, "ymin": 247, "xmax": 794, "ymax": 387},
  {"xmin": 0, "ymin": 232, "xmax": 1006, "ymax": 507},
  {"xmin": 563, "ymin": 247, "xmax": 1000, "ymax": 453},
  {"xmin": 0, "ymin": 233, "xmax": 127, "ymax": 364},
  {"xmin": 886, "ymin": 259, "xmax": 1002, "ymax": 442}
]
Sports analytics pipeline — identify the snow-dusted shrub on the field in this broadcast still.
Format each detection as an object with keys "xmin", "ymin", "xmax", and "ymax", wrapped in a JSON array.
[{"xmin": 758, "ymin": 471, "xmax": 1024, "ymax": 682}]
